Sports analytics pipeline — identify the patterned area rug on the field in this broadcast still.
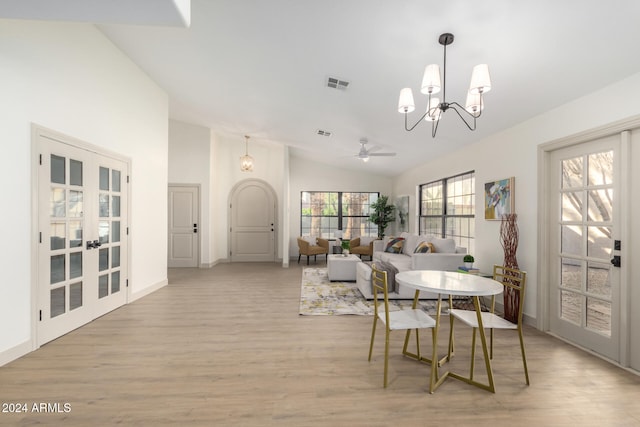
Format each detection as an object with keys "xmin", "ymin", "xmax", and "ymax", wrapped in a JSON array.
[{"xmin": 299, "ymin": 267, "xmax": 441, "ymax": 316}]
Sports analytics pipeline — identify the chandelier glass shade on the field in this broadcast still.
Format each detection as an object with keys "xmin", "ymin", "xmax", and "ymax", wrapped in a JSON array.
[
  {"xmin": 398, "ymin": 33, "xmax": 491, "ymax": 137},
  {"xmin": 240, "ymin": 135, "xmax": 254, "ymax": 172}
]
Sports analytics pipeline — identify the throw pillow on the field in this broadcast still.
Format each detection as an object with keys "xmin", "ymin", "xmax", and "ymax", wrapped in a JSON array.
[
  {"xmin": 402, "ymin": 233, "xmax": 418, "ymax": 255},
  {"xmin": 302, "ymin": 236, "xmax": 317, "ymax": 246},
  {"xmin": 385, "ymin": 237, "xmax": 405, "ymax": 253},
  {"xmin": 431, "ymin": 237, "xmax": 456, "ymax": 253},
  {"xmin": 414, "ymin": 241, "xmax": 434, "ymax": 253}
]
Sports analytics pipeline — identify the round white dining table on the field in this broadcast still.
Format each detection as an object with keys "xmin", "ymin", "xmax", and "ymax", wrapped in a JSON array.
[{"xmin": 395, "ymin": 270, "xmax": 503, "ymax": 393}]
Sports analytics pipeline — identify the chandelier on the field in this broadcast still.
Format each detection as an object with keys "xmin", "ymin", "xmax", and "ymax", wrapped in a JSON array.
[
  {"xmin": 240, "ymin": 135, "xmax": 254, "ymax": 172},
  {"xmin": 398, "ymin": 33, "xmax": 491, "ymax": 138}
]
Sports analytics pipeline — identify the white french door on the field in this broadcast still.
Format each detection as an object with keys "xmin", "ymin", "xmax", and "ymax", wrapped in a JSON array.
[
  {"xmin": 36, "ymin": 129, "xmax": 129, "ymax": 345},
  {"xmin": 549, "ymin": 135, "xmax": 620, "ymax": 361}
]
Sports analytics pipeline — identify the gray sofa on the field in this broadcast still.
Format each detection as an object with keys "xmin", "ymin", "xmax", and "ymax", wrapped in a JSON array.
[{"xmin": 356, "ymin": 232, "xmax": 467, "ymax": 299}]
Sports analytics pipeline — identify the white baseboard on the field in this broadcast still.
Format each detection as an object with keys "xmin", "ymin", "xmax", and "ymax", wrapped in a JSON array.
[
  {"xmin": 0, "ymin": 340, "xmax": 33, "ymax": 367},
  {"xmin": 130, "ymin": 278, "xmax": 168, "ymax": 303}
]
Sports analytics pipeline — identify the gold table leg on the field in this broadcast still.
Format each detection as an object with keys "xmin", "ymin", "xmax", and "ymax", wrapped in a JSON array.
[{"xmin": 447, "ymin": 295, "xmax": 496, "ymax": 393}]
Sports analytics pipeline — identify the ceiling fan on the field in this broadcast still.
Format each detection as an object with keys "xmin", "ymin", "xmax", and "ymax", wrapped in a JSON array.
[{"xmin": 355, "ymin": 138, "xmax": 396, "ymax": 162}]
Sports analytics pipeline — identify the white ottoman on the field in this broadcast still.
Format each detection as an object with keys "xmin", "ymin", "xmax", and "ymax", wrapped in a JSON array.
[{"xmin": 327, "ymin": 254, "xmax": 362, "ymax": 281}]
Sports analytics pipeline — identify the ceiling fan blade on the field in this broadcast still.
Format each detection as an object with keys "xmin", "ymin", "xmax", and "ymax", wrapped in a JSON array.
[{"xmin": 368, "ymin": 152, "xmax": 396, "ymax": 157}]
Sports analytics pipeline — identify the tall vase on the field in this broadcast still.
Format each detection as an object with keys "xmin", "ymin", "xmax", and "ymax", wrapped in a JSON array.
[{"xmin": 500, "ymin": 213, "xmax": 519, "ymax": 323}]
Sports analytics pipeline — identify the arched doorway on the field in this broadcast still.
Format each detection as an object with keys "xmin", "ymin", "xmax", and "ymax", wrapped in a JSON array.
[{"xmin": 229, "ymin": 179, "xmax": 277, "ymax": 262}]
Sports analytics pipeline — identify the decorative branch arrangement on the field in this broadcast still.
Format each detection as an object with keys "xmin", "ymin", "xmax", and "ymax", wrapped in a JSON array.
[{"xmin": 500, "ymin": 213, "xmax": 520, "ymax": 323}]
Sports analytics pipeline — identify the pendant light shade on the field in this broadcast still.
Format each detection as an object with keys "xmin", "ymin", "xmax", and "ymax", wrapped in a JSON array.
[
  {"xmin": 465, "ymin": 92, "xmax": 483, "ymax": 116},
  {"xmin": 397, "ymin": 88, "xmax": 416, "ymax": 113},
  {"xmin": 420, "ymin": 64, "xmax": 442, "ymax": 95},
  {"xmin": 240, "ymin": 135, "xmax": 254, "ymax": 172},
  {"xmin": 468, "ymin": 64, "xmax": 492, "ymax": 94}
]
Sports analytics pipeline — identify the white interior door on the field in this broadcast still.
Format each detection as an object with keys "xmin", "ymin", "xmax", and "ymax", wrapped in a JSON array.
[
  {"xmin": 168, "ymin": 185, "xmax": 199, "ymax": 268},
  {"xmin": 548, "ymin": 135, "xmax": 621, "ymax": 361},
  {"xmin": 37, "ymin": 130, "xmax": 129, "ymax": 345},
  {"xmin": 230, "ymin": 180, "xmax": 276, "ymax": 262}
]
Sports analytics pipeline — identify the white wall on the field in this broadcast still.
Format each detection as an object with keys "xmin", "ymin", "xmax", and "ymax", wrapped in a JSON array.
[
  {"xmin": 289, "ymin": 156, "xmax": 393, "ymax": 258},
  {"xmin": 393, "ymin": 72, "xmax": 640, "ymax": 329},
  {"xmin": 168, "ymin": 120, "xmax": 212, "ymax": 265},
  {"xmin": 0, "ymin": 20, "xmax": 169, "ymax": 363}
]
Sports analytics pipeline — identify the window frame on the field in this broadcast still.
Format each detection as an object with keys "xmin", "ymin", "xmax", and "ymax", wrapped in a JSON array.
[
  {"xmin": 300, "ymin": 191, "xmax": 379, "ymax": 239},
  {"xmin": 419, "ymin": 171, "xmax": 475, "ymax": 253}
]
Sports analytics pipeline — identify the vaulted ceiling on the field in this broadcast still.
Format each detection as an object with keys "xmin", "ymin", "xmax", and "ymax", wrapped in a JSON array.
[{"xmin": 3, "ymin": 0, "xmax": 640, "ymax": 176}]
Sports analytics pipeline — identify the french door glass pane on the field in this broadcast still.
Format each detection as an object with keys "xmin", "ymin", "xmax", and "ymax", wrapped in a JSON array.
[
  {"xmin": 50, "ymin": 255, "xmax": 65, "ymax": 284},
  {"xmin": 69, "ymin": 190, "xmax": 83, "ymax": 217},
  {"xmin": 69, "ymin": 220, "xmax": 83, "ymax": 248},
  {"xmin": 112, "ymin": 221, "xmax": 121, "ymax": 243},
  {"xmin": 70, "ymin": 159, "xmax": 83, "ymax": 186},
  {"xmin": 112, "ymin": 195, "xmax": 121, "ymax": 217},
  {"xmin": 111, "ymin": 271, "xmax": 120, "ymax": 293},
  {"xmin": 50, "ymin": 188, "xmax": 65, "ymax": 217},
  {"xmin": 588, "ymin": 151, "xmax": 613, "ymax": 186},
  {"xmin": 50, "ymin": 287, "xmax": 65, "ymax": 318},
  {"xmin": 587, "ymin": 262, "xmax": 611, "ymax": 297},
  {"xmin": 587, "ymin": 189, "xmax": 612, "ymax": 222},
  {"xmin": 69, "ymin": 252, "xmax": 82, "ymax": 279},
  {"xmin": 586, "ymin": 297, "xmax": 611, "ymax": 336},
  {"xmin": 560, "ymin": 290, "xmax": 581, "ymax": 325},
  {"xmin": 69, "ymin": 282, "xmax": 83, "ymax": 311},
  {"xmin": 587, "ymin": 226, "xmax": 611, "ymax": 259},
  {"xmin": 112, "ymin": 170, "xmax": 121, "ymax": 192},
  {"xmin": 99, "ymin": 167, "xmax": 109, "ymax": 191},
  {"xmin": 562, "ymin": 157, "xmax": 583, "ymax": 188},
  {"xmin": 99, "ymin": 193, "xmax": 109, "ymax": 217},
  {"xmin": 99, "ymin": 248, "xmax": 109, "ymax": 272},
  {"xmin": 51, "ymin": 154, "xmax": 65, "ymax": 184},
  {"xmin": 560, "ymin": 259, "xmax": 581, "ymax": 291},
  {"xmin": 112, "ymin": 246, "xmax": 120, "ymax": 268},
  {"xmin": 50, "ymin": 223, "xmax": 65, "ymax": 250},
  {"xmin": 561, "ymin": 192, "xmax": 583, "ymax": 221},
  {"xmin": 561, "ymin": 225, "xmax": 581, "ymax": 256},
  {"xmin": 98, "ymin": 275, "xmax": 109, "ymax": 298},
  {"xmin": 99, "ymin": 221, "xmax": 109, "ymax": 244}
]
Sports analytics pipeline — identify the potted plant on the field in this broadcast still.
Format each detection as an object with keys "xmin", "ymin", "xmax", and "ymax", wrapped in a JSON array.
[
  {"xmin": 463, "ymin": 254, "xmax": 475, "ymax": 269},
  {"xmin": 369, "ymin": 195, "xmax": 396, "ymax": 239},
  {"xmin": 341, "ymin": 239, "xmax": 351, "ymax": 256}
]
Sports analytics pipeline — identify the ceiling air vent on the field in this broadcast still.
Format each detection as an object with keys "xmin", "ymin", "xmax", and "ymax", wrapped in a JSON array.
[
  {"xmin": 316, "ymin": 129, "xmax": 332, "ymax": 137},
  {"xmin": 327, "ymin": 77, "xmax": 349, "ymax": 90}
]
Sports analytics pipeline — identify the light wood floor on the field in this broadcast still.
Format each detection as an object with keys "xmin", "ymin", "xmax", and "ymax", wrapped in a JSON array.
[{"xmin": 1, "ymin": 262, "xmax": 640, "ymax": 426}]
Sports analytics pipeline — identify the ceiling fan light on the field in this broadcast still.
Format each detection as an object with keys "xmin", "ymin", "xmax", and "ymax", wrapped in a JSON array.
[
  {"xmin": 465, "ymin": 92, "xmax": 483, "ymax": 115},
  {"xmin": 398, "ymin": 88, "xmax": 415, "ymax": 113},
  {"xmin": 420, "ymin": 64, "xmax": 441, "ymax": 95},
  {"xmin": 362, "ymin": 155, "xmax": 370, "ymax": 162},
  {"xmin": 424, "ymin": 97, "xmax": 441, "ymax": 122},
  {"xmin": 468, "ymin": 64, "xmax": 491, "ymax": 94}
]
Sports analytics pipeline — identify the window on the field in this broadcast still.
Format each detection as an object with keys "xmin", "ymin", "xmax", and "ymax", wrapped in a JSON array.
[
  {"xmin": 301, "ymin": 191, "xmax": 379, "ymax": 238},
  {"xmin": 419, "ymin": 171, "xmax": 475, "ymax": 253}
]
